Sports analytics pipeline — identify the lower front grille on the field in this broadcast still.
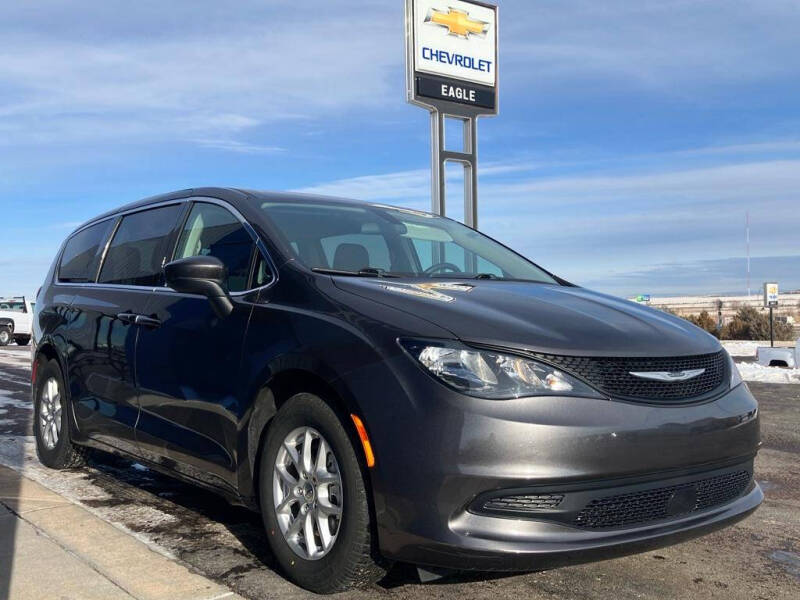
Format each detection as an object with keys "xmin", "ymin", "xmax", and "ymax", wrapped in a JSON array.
[
  {"xmin": 574, "ymin": 470, "xmax": 752, "ymax": 529},
  {"xmin": 481, "ymin": 494, "xmax": 564, "ymax": 515}
]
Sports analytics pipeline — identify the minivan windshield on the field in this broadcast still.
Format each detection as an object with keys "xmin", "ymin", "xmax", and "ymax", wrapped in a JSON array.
[{"xmin": 260, "ymin": 201, "xmax": 558, "ymax": 283}]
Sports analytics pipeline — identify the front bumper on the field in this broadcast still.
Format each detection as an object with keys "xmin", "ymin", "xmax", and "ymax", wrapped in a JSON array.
[
  {"xmin": 359, "ymin": 360, "xmax": 762, "ymax": 570},
  {"xmin": 398, "ymin": 463, "xmax": 762, "ymax": 571}
]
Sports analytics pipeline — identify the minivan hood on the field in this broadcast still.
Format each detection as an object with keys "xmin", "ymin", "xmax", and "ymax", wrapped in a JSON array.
[{"xmin": 332, "ymin": 278, "xmax": 721, "ymax": 358}]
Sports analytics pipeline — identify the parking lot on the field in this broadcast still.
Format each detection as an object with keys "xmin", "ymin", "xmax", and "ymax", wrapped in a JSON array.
[{"xmin": 1, "ymin": 345, "xmax": 798, "ymax": 599}]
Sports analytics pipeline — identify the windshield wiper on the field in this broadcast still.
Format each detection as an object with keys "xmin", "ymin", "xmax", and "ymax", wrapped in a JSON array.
[
  {"xmin": 312, "ymin": 268, "xmax": 400, "ymax": 278},
  {"xmin": 429, "ymin": 272, "xmax": 500, "ymax": 280}
]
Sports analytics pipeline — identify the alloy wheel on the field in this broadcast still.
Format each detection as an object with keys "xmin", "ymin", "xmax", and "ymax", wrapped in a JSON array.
[
  {"xmin": 39, "ymin": 377, "xmax": 62, "ymax": 450},
  {"xmin": 273, "ymin": 427, "xmax": 343, "ymax": 560}
]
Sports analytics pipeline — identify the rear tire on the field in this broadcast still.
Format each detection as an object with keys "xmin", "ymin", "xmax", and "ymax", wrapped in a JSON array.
[
  {"xmin": 259, "ymin": 393, "xmax": 386, "ymax": 593},
  {"xmin": 0, "ymin": 326, "xmax": 11, "ymax": 346},
  {"xmin": 34, "ymin": 359, "xmax": 89, "ymax": 469},
  {"xmin": 15, "ymin": 335, "xmax": 30, "ymax": 346}
]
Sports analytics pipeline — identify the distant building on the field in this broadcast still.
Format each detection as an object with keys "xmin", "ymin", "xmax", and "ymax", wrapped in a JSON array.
[{"xmin": 628, "ymin": 292, "xmax": 800, "ymax": 334}]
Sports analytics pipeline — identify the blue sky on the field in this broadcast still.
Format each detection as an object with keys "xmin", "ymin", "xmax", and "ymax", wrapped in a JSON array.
[{"xmin": 2, "ymin": 0, "xmax": 799, "ymax": 298}]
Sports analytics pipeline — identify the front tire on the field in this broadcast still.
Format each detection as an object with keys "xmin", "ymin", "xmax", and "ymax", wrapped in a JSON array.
[
  {"xmin": 259, "ymin": 393, "xmax": 386, "ymax": 593},
  {"xmin": 15, "ymin": 335, "xmax": 30, "ymax": 346},
  {"xmin": 0, "ymin": 326, "xmax": 11, "ymax": 346},
  {"xmin": 34, "ymin": 359, "xmax": 89, "ymax": 469}
]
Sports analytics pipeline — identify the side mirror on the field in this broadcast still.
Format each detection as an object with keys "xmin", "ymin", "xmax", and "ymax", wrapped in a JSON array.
[{"xmin": 164, "ymin": 256, "xmax": 233, "ymax": 318}]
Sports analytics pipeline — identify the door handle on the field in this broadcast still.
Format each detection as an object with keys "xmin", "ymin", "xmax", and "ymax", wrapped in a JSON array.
[
  {"xmin": 134, "ymin": 315, "xmax": 162, "ymax": 329},
  {"xmin": 117, "ymin": 313, "xmax": 137, "ymax": 325}
]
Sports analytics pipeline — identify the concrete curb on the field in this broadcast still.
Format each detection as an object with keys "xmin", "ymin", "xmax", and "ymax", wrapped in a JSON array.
[{"xmin": 0, "ymin": 465, "xmax": 244, "ymax": 600}]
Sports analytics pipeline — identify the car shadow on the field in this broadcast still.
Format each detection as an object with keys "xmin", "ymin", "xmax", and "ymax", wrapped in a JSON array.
[{"xmin": 82, "ymin": 451, "xmax": 520, "ymax": 594}]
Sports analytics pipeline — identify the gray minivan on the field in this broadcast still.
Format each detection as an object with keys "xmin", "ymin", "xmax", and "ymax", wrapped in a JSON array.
[{"xmin": 32, "ymin": 188, "xmax": 762, "ymax": 593}]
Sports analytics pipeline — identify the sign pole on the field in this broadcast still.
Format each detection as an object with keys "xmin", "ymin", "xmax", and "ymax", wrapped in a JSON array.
[
  {"xmin": 464, "ymin": 116, "xmax": 479, "ymax": 228},
  {"xmin": 770, "ymin": 306, "xmax": 774, "ymax": 348},
  {"xmin": 430, "ymin": 112, "xmax": 480, "ymax": 228},
  {"xmin": 430, "ymin": 111, "xmax": 445, "ymax": 217}
]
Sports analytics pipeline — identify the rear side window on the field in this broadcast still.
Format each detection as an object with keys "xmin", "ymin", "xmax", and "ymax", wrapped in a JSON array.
[
  {"xmin": 99, "ymin": 205, "xmax": 182, "ymax": 287},
  {"xmin": 58, "ymin": 220, "xmax": 114, "ymax": 283},
  {"xmin": 174, "ymin": 203, "xmax": 255, "ymax": 292}
]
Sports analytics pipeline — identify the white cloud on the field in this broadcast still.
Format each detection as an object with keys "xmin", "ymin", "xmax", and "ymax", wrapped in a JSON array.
[
  {"xmin": 193, "ymin": 139, "xmax": 285, "ymax": 155},
  {"xmin": 673, "ymin": 140, "xmax": 800, "ymax": 157},
  {"xmin": 501, "ymin": 0, "xmax": 800, "ymax": 92},
  {"xmin": 0, "ymin": 4, "xmax": 400, "ymax": 148},
  {"xmin": 3, "ymin": 0, "xmax": 798, "ymax": 153},
  {"xmin": 295, "ymin": 168, "xmax": 430, "ymax": 202},
  {"xmin": 481, "ymin": 160, "xmax": 800, "ymax": 207},
  {"xmin": 293, "ymin": 156, "xmax": 800, "ymax": 208},
  {"xmin": 293, "ymin": 162, "xmax": 549, "ymax": 201}
]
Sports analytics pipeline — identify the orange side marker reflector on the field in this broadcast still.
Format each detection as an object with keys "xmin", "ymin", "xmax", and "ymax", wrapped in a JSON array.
[
  {"xmin": 31, "ymin": 359, "xmax": 38, "ymax": 386},
  {"xmin": 350, "ymin": 414, "xmax": 375, "ymax": 468}
]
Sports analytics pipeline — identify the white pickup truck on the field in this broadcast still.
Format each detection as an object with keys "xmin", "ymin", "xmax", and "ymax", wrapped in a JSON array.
[{"xmin": 0, "ymin": 296, "xmax": 34, "ymax": 346}]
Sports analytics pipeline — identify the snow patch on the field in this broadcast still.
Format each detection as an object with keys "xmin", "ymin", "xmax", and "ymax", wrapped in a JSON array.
[
  {"xmin": 738, "ymin": 362, "xmax": 800, "ymax": 384},
  {"xmin": 723, "ymin": 341, "xmax": 762, "ymax": 357},
  {"xmin": 0, "ymin": 370, "xmax": 31, "ymax": 386},
  {"xmin": 0, "ymin": 352, "xmax": 34, "ymax": 369},
  {"xmin": 0, "ymin": 389, "xmax": 32, "ymax": 411},
  {"xmin": 723, "ymin": 340, "xmax": 798, "ymax": 358}
]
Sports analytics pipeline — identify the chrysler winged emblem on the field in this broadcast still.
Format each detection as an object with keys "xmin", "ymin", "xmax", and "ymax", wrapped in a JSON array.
[{"xmin": 629, "ymin": 369, "xmax": 706, "ymax": 382}]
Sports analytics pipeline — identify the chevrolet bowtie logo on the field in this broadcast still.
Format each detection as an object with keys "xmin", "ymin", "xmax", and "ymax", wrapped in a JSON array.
[{"xmin": 426, "ymin": 8, "xmax": 489, "ymax": 39}]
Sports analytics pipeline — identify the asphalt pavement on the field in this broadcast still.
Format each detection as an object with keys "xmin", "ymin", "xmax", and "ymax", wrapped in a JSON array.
[{"xmin": 0, "ymin": 344, "xmax": 798, "ymax": 599}]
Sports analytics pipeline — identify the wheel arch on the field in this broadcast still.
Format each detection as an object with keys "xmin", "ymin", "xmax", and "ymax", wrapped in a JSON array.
[
  {"xmin": 245, "ymin": 368, "xmax": 364, "ymax": 503},
  {"xmin": 33, "ymin": 339, "xmax": 66, "ymax": 377},
  {"xmin": 242, "ymin": 365, "xmax": 386, "ymax": 573},
  {"xmin": 32, "ymin": 339, "xmax": 72, "ymax": 426}
]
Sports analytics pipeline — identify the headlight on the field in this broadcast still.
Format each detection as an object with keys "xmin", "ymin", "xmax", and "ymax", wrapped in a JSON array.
[
  {"xmin": 727, "ymin": 350, "xmax": 743, "ymax": 388},
  {"xmin": 400, "ymin": 340, "xmax": 604, "ymax": 400}
]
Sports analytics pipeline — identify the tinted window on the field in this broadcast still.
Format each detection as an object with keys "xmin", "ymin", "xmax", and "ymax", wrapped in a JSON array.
[
  {"xmin": 98, "ymin": 205, "xmax": 182, "ymax": 287},
  {"xmin": 58, "ymin": 220, "xmax": 114, "ymax": 283},
  {"xmin": 174, "ymin": 203, "xmax": 255, "ymax": 292}
]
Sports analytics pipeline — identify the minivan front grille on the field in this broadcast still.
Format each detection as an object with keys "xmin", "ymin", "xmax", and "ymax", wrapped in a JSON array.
[
  {"xmin": 528, "ymin": 351, "xmax": 727, "ymax": 403},
  {"xmin": 574, "ymin": 469, "xmax": 752, "ymax": 529}
]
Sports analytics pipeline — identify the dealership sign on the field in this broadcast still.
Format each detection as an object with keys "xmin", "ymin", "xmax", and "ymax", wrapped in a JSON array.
[
  {"xmin": 406, "ymin": 0, "xmax": 499, "ymax": 114},
  {"xmin": 764, "ymin": 282, "xmax": 779, "ymax": 308}
]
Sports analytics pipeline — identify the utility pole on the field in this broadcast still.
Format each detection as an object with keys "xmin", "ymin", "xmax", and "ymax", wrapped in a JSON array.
[{"xmin": 746, "ymin": 212, "xmax": 751, "ymax": 298}]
